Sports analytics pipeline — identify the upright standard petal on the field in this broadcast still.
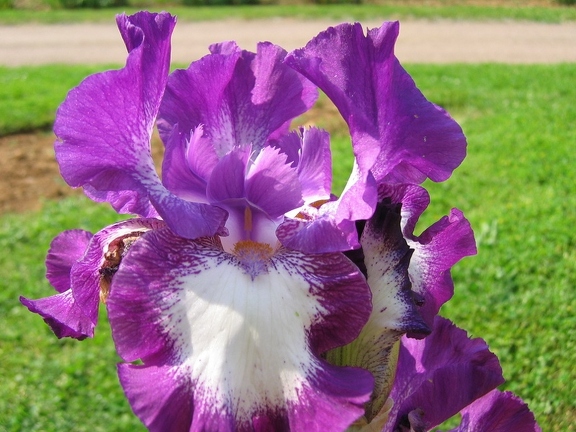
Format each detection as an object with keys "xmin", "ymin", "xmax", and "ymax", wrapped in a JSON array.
[
  {"xmin": 54, "ymin": 12, "xmax": 226, "ymax": 239},
  {"xmin": 383, "ymin": 317, "xmax": 505, "ymax": 432},
  {"xmin": 107, "ymin": 228, "xmax": 374, "ymax": 431},
  {"xmin": 158, "ymin": 41, "xmax": 317, "ymax": 158},
  {"xmin": 285, "ymin": 22, "xmax": 467, "ymax": 252},
  {"xmin": 286, "ymin": 21, "xmax": 467, "ymax": 186},
  {"xmin": 54, "ymin": 12, "xmax": 173, "ymax": 217}
]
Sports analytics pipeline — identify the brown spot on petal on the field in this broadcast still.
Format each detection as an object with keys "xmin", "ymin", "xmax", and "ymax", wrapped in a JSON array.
[{"xmin": 98, "ymin": 231, "xmax": 144, "ymax": 303}]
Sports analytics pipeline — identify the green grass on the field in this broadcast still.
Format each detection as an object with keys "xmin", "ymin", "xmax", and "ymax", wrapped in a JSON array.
[
  {"xmin": 0, "ymin": 197, "xmax": 144, "ymax": 431},
  {"xmin": 410, "ymin": 63, "xmax": 576, "ymax": 431},
  {"xmin": 1, "ymin": 63, "xmax": 575, "ymax": 430},
  {"xmin": 1, "ymin": 2, "xmax": 576, "ymax": 24},
  {"xmin": 0, "ymin": 65, "xmax": 113, "ymax": 135}
]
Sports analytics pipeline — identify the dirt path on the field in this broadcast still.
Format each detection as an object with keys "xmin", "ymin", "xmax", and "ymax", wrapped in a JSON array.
[
  {"xmin": 1, "ymin": 18, "xmax": 576, "ymax": 65},
  {"xmin": 1, "ymin": 18, "xmax": 575, "ymax": 214}
]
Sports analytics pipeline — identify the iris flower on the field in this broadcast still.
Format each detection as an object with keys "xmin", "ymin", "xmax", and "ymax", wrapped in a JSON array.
[{"xmin": 21, "ymin": 12, "xmax": 539, "ymax": 432}]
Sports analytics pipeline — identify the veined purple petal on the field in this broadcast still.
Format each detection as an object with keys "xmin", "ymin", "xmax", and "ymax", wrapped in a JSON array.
[
  {"xmin": 327, "ymin": 199, "xmax": 429, "ymax": 422},
  {"xmin": 452, "ymin": 390, "xmax": 541, "ymax": 432},
  {"xmin": 54, "ymin": 12, "xmax": 226, "ymax": 239},
  {"xmin": 45, "ymin": 229, "xmax": 93, "ymax": 293},
  {"xmin": 158, "ymin": 50, "xmax": 240, "ymax": 156},
  {"xmin": 54, "ymin": 12, "xmax": 174, "ymax": 217},
  {"xmin": 158, "ymin": 125, "xmax": 212, "ymax": 202},
  {"xmin": 20, "ymin": 290, "xmax": 93, "ymax": 340},
  {"xmin": 276, "ymin": 204, "xmax": 361, "ymax": 253},
  {"xmin": 383, "ymin": 317, "xmax": 504, "ymax": 432},
  {"xmin": 407, "ymin": 207, "xmax": 476, "ymax": 335},
  {"xmin": 245, "ymin": 145, "xmax": 303, "ymax": 218},
  {"xmin": 286, "ymin": 21, "xmax": 467, "ymax": 186},
  {"xmin": 158, "ymin": 42, "xmax": 317, "ymax": 157},
  {"xmin": 275, "ymin": 127, "xmax": 332, "ymax": 205},
  {"xmin": 277, "ymin": 166, "xmax": 378, "ymax": 253},
  {"xmin": 21, "ymin": 218, "xmax": 164, "ymax": 339},
  {"xmin": 379, "ymin": 184, "xmax": 476, "ymax": 334},
  {"xmin": 107, "ymin": 228, "xmax": 373, "ymax": 431}
]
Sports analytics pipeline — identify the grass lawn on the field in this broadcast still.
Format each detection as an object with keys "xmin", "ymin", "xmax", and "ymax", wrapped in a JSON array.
[
  {"xmin": 1, "ymin": 2, "xmax": 576, "ymax": 24},
  {"xmin": 0, "ymin": 65, "xmax": 113, "ymax": 135},
  {"xmin": 1, "ymin": 62, "xmax": 575, "ymax": 430}
]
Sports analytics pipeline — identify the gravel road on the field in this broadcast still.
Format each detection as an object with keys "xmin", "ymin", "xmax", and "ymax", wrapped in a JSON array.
[{"xmin": 1, "ymin": 18, "xmax": 575, "ymax": 65}]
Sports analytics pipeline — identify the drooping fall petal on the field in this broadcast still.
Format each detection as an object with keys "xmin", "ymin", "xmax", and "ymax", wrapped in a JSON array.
[
  {"xmin": 451, "ymin": 390, "xmax": 541, "ymax": 432},
  {"xmin": 378, "ymin": 184, "xmax": 477, "ymax": 334},
  {"xmin": 328, "ymin": 198, "xmax": 429, "ymax": 423},
  {"xmin": 107, "ymin": 228, "xmax": 374, "ymax": 431},
  {"xmin": 383, "ymin": 317, "xmax": 504, "ymax": 432},
  {"xmin": 21, "ymin": 218, "xmax": 164, "ymax": 339}
]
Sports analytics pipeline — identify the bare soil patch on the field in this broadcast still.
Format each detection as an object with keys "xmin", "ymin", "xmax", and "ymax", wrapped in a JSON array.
[
  {"xmin": 0, "ymin": 132, "xmax": 166, "ymax": 214},
  {"xmin": 0, "ymin": 133, "xmax": 74, "ymax": 214}
]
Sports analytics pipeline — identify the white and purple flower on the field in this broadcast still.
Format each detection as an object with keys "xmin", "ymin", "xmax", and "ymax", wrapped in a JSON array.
[{"xmin": 21, "ymin": 11, "xmax": 539, "ymax": 431}]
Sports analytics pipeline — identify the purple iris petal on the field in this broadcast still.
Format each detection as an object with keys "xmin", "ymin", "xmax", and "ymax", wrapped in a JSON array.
[
  {"xmin": 452, "ymin": 390, "xmax": 541, "ymax": 432},
  {"xmin": 378, "ymin": 184, "xmax": 476, "ymax": 334},
  {"xmin": 275, "ymin": 127, "xmax": 332, "ymax": 205},
  {"xmin": 107, "ymin": 228, "xmax": 373, "ymax": 431},
  {"xmin": 158, "ymin": 41, "xmax": 317, "ymax": 157},
  {"xmin": 284, "ymin": 22, "xmax": 466, "ymax": 252},
  {"xmin": 383, "ymin": 317, "xmax": 504, "ymax": 432},
  {"xmin": 22, "ymin": 218, "xmax": 164, "ymax": 339},
  {"xmin": 276, "ymin": 204, "xmax": 361, "ymax": 253},
  {"xmin": 21, "ymin": 265, "xmax": 97, "ymax": 339},
  {"xmin": 159, "ymin": 125, "xmax": 213, "ymax": 202},
  {"xmin": 158, "ymin": 49, "xmax": 241, "ymax": 156},
  {"xmin": 54, "ymin": 12, "xmax": 226, "ymax": 239},
  {"xmin": 407, "ymin": 207, "xmax": 476, "ymax": 335},
  {"xmin": 245, "ymin": 145, "xmax": 303, "ymax": 218},
  {"xmin": 272, "ymin": 127, "xmax": 340, "ymax": 253},
  {"xmin": 296, "ymin": 128, "xmax": 332, "ymax": 203},
  {"xmin": 21, "ymin": 229, "xmax": 94, "ymax": 338},
  {"xmin": 54, "ymin": 12, "xmax": 174, "ymax": 217},
  {"xmin": 327, "ymin": 198, "xmax": 429, "ymax": 422},
  {"xmin": 286, "ymin": 21, "xmax": 467, "ymax": 186},
  {"xmin": 277, "ymin": 157, "xmax": 379, "ymax": 253},
  {"xmin": 45, "ymin": 229, "xmax": 93, "ymax": 293},
  {"xmin": 20, "ymin": 290, "xmax": 93, "ymax": 340}
]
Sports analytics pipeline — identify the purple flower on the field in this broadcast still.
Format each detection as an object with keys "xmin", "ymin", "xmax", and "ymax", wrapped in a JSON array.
[
  {"xmin": 377, "ymin": 317, "xmax": 540, "ymax": 432},
  {"xmin": 21, "ymin": 11, "xmax": 539, "ymax": 432},
  {"xmin": 21, "ymin": 219, "xmax": 165, "ymax": 339}
]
